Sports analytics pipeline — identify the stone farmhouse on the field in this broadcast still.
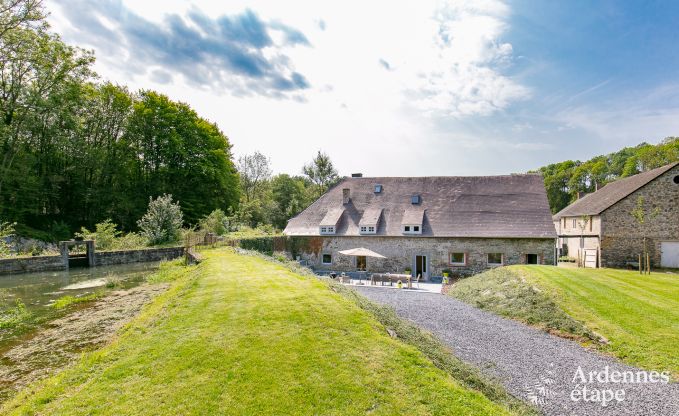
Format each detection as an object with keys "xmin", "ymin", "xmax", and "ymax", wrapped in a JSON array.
[
  {"xmin": 553, "ymin": 161, "xmax": 679, "ymax": 268},
  {"xmin": 283, "ymin": 174, "xmax": 556, "ymax": 279}
]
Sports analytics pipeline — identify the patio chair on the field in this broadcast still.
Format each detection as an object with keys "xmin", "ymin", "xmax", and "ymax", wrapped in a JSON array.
[{"xmin": 413, "ymin": 274, "xmax": 421, "ymax": 289}]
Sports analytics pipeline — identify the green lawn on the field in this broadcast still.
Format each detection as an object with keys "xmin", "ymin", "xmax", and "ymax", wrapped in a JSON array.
[
  {"xmin": 3, "ymin": 249, "xmax": 517, "ymax": 415},
  {"xmin": 450, "ymin": 265, "xmax": 679, "ymax": 378}
]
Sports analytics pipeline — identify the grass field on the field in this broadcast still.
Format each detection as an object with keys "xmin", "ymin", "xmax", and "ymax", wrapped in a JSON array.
[
  {"xmin": 449, "ymin": 265, "xmax": 679, "ymax": 378},
  {"xmin": 3, "ymin": 249, "xmax": 521, "ymax": 415}
]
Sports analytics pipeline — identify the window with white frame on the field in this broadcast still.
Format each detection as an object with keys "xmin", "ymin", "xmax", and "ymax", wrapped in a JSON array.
[
  {"xmin": 402, "ymin": 224, "xmax": 422, "ymax": 235},
  {"xmin": 487, "ymin": 253, "xmax": 503, "ymax": 266},
  {"xmin": 359, "ymin": 225, "xmax": 377, "ymax": 234},
  {"xmin": 319, "ymin": 225, "xmax": 336, "ymax": 235},
  {"xmin": 449, "ymin": 252, "xmax": 466, "ymax": 265},
  {"xmin": 322, "ymin": 253, "xmax": 332, "ymax": 264}
]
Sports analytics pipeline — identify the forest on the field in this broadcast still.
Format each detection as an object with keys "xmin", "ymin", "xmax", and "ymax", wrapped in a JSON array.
[{"xmin": 536, "ymin": 137, "xmax": 679, "ymax": 213}]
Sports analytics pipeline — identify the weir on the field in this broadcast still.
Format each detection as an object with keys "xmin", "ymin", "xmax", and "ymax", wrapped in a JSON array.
[{"xmin": 59, "ymin": 240, "xmax": 95, "ymax": 269}]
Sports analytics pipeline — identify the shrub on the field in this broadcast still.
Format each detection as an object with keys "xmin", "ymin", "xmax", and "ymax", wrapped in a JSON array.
[
  {"xmin": 199, "ymin": 209, "xmax": 228, "ymax": 236},
  {"xmin": 52, "ymin": 293, "xmax": 100, "ymax": 309},
  {"xmin": 75, "ymin": 220, "xmax": 147, "ymax": 251},
  {"xmin": 0, "ymin": 221, "xmax": 16, "ymax": 257},
  {"xmin": 137, "ymin": 194, "xmax": 184, "ymax": 245},
  {"xmin": 238, "ymin": 237, "xmax": 275, "ymax": 255},
  {"xmin": 0, "ymin": 299, "xmax": 31, "ymax": 329},
  {"xmin": 75, "ymin": 219, "xmax": 120, "ymax": 250},
  {"xmin": 114, "ymin": 232, "xmax": 147, "ymax": 250}
]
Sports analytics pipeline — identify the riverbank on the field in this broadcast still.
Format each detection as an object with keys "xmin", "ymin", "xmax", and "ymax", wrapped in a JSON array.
[
  {"xmin": 0, "ymin": 284, "xmax": 168, "ymax": 401},
  {"xmin": 0, "ymin": 261, "xmax": 187, "ymax": 402},
  {"xmin": 3, "ymin": 248, "xmax": 521, "ymax": 415}
]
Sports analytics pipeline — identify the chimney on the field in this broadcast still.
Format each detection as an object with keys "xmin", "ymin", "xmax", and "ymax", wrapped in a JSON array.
[
  {"xmin": 342, "ymin": 188, "xmax": 350, "ymax": 204},
  {"xmin": 351, "ymin": 173, "xmax": 363, "ymax": 178}
]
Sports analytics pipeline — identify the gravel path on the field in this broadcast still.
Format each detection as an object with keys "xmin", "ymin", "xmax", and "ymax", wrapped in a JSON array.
[{"xmin": 355, "ymin": 286, "xmax": 679, "ymax": 416}]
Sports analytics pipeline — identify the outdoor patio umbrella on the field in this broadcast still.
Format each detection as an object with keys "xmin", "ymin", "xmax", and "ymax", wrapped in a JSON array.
[{"xmin": 338, "ymin": 247, "xmax": 386, "ymax": 258}]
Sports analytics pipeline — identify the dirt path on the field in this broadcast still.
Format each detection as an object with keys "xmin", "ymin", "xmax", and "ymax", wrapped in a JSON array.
[{"xmin": 0, "ymin": 284, "xmax": 168, "ymax": 402}]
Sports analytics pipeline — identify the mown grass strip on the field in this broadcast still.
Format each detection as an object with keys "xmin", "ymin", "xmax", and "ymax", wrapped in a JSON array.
[
  {"xmin": 3, "ymin": 249, "xmax": 520, "ymax": 415},
  {"xmin": 449, "ymin": 265, "xmax": 679, "ymax": 379}
]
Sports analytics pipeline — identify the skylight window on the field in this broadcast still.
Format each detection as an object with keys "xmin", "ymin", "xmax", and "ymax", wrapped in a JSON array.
[
  {"xmin": 411, "ymin": 195, "xmax": 420, "ymax": 204},
  {"xmin": 374, "ymin": 184, "xmax": 382, "ymax": 193}
]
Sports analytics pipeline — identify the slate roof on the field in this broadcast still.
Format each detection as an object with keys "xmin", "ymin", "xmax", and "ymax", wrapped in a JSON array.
[
  {"xmin": 553, "ymin": 162, "xmax": 679, "ymax": 219},
  {"xmin": 284, "ymin": 174, "xmax": 556, "ymax": 238},
  {"xmin": 319, "ymin": 208, "xmax": 344, "ymax": 226},
  {"xmin": 358, "ymin": 208, "xmax": 383, "ymax": 226},
  {"xmin": 402, "ymin": 208, "xmax": 425, "ymax": 225}
]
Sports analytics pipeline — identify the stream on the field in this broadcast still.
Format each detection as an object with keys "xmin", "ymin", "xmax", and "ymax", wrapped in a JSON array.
[{"xmin": 0, "ymin": 262, "xmax": 165, "ymax": 402}]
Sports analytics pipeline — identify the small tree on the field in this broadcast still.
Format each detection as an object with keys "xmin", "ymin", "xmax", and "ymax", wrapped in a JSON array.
[
  {"xmin": 0, "ymin": 220, "xmax": 16, "ymax": 257},
  {"xmin": 630, "ymin": 196, "xmax": 660, "ymax": 274},
  {"xmin": 303, "ymin": 150, "xmax": 339, "ymax": 197},
  {"xmin": 137, "ymin": 194, "xmax": 184, "ymax": 245},
  {"xmin": 199, "ymin": 209, "xmax": 229, "ymax": 236},
  {"xmin": 75, "ymin": 219, "xmax": 120, "ymax": 250},
  {"xmin": 238, "ymin": 151, "xmax": 272, "ymax": 202}
]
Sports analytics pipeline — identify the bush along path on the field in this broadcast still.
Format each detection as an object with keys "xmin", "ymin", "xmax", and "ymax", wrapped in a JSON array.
[
  {"xmin": 354, "ymin": 286, "xmax": 679, "ymax": 416},
  {"xmin": 4, "ymin": 249, "xmax": 520, "ymax": 416}
]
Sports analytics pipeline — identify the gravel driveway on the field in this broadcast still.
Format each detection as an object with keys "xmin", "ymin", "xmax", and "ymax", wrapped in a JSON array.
[{"xmin": 355, "ymin": 286, "xmax": 679, "ymax": 416}]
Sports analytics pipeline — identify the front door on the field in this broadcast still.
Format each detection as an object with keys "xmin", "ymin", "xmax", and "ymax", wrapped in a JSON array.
[
  {"xmin": 415, "ymin": 255, "xmax": 427, "ymax": 280},
  {"xmin": 356, "ymin": 256, "xmax": 367, "ymax": 271}
]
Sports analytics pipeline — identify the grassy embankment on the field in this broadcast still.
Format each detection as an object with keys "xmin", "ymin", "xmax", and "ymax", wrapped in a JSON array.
[
  {"xmin": 3, "ymin": 249, "xmax": 530, "ymax": 415},
  {"xmin": 449, "ymin": 265, "xmax": 679, "ymax": 378}
]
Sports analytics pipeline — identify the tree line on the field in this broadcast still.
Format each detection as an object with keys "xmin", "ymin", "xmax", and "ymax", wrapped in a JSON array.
[
  {"xmin": 0, "ymin": 1, "xmax": 344, "ymax": 243},
  {"xmin": 536, "ymin": 137, "xmax": 679, "ymax": 213},
  {"xmin": 232, "ymin": 150, "xmax": 339, "ymax": 231},
  {"xmin": 0, "ymin": 1, "xmax": 243, "ymax": 240}
]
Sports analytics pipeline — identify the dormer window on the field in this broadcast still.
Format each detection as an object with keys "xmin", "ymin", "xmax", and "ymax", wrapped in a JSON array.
[
  {"xmin": 411, "ymin": 195, "xmax": 420, "ymax": 204},
  {"xmin": 402, "ymin": 224, "xmax": 422, "ymax": 235},
  {"xmin": 320, "ymin": 226, "xmax": 336, "ymax": 235},
  {"xmin": 374, "ymin": 184, "xmax": 382, "ymax": 193},
  {"xmin": 359, "ymin": 225, "xmax": 376, "ymax": 234}
]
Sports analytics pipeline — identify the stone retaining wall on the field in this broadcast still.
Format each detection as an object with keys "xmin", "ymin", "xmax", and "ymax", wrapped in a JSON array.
[
  {"xmin": 0, "ymin": 255, "xmax": 65, "ymax": 274},
  {"xmin": 0, "ymin": 246, "xmax": 185, "ymax": 275},
  {"xmin": 94, "ymin": 247, "xmax": 184, "ymax": 266}
]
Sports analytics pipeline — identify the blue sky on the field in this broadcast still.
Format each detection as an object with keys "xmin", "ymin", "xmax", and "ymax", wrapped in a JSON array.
[{"xmin": 47, "ymin": 0, "xmax": 679, "ymax": 176}]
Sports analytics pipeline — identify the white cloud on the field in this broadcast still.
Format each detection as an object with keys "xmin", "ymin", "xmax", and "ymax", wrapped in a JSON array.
[
  {"xmin": 47, "ymin": 0, "xmax": 532, "ymax": 176},
  {"xmin": 405, "ymin": 0, "xmax": 529, "ymax": 117}
]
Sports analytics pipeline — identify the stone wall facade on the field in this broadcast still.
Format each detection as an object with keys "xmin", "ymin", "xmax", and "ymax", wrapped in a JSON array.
[
  {"xmin": 94, "ymin": 247, "xmax": 184, "ymax": 267},
  {"xmin": 294, "ymin": 236, "xmax": 556, "ymax": 279},
  {"xmin": 600, "ymin": 164, "xmax": 679, "ymax": 268},
  {"xmin": 0, "ymin": 255, "xmax": 66, "ymax": 274}
]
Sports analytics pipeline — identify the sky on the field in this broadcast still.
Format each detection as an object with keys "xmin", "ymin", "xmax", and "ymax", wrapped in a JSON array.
[{"xmin": 46, "ymin": 0, "xmax": 679, "ymax": 177}]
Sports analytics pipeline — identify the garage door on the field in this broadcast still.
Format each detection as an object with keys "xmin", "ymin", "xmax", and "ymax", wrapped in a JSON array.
[{"xmin": 660, "ymin": 242, "xmax": 679, "ymax": 268}]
